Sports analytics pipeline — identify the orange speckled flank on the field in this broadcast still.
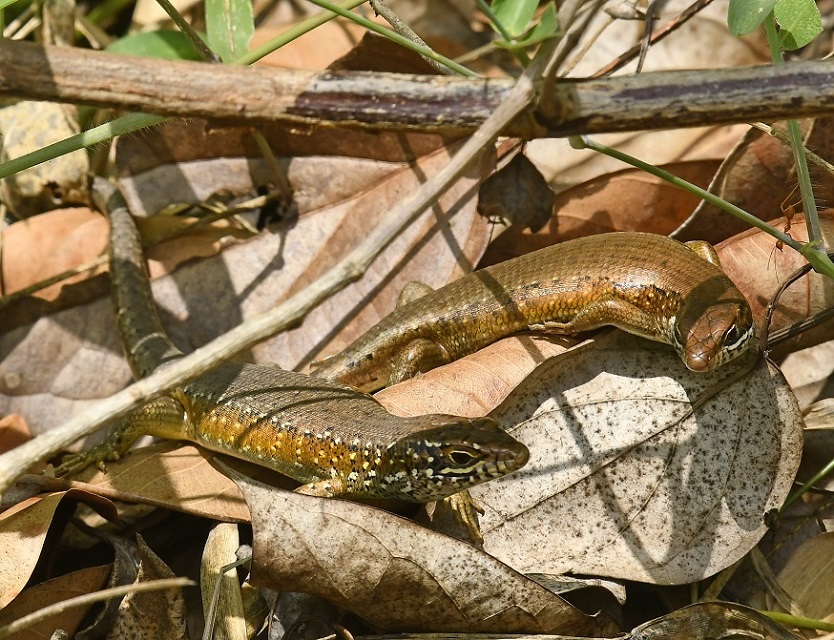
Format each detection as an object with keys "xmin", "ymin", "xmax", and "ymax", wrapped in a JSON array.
[
  {"xmin": 178, "ymin": 364, "xmax": 528, "ymax": 501},
  {"xmin": 312, "ymin": 232, "xmax": 756, "ymax": 392}
]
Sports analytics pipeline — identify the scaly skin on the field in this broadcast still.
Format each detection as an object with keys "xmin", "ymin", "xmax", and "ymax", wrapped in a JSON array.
[
  {"xmin": 312, "ymin": 233, "xmax": 756, "ymax": 393},
  {"xmin": 57, "ymin": 179, "xmax": 528, "ymax": 513}
]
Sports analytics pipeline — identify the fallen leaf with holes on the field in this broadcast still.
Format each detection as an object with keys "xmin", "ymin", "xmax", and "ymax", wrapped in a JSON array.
[
  {"xmin": 470, "ymin": 332, "xmax": 802, "ymax": 584},
  {"xmin": 231, "ymin": 469, "xmax": 618, "ymax": 636}
]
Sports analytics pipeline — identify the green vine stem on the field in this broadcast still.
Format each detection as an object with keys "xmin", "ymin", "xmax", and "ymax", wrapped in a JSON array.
[
  {"xmin": 763, "ymin": 12, "xmax": 823, "ymax": 248},
  {"xmin": 570, "ymin": 135, "xmax": 834, "ymax": 279}
]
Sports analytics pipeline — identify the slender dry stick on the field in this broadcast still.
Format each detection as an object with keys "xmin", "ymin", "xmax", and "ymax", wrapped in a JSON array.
[
  {"xmin": 0, "ymin": 578, "xmax": 195, "ymax": 639},
  {"xmin": 368, "ymin": 0, "xmax": 452, "ymax": 75},
  {"xmin": 0, "ymin": 37, "xmax": 566, "ymax": 496}
]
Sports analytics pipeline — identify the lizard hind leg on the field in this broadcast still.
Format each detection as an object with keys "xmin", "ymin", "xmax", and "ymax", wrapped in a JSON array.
[
  {"xmin": 55, "ymin": 396, "xmax": 187, "ymax": 477},
  {"xmin": 684, "ymin": 240, "xmax": 721, "ymax": 266},
  {"xmin": 389, "ymin": 338, "xmax": 451, "ymax": 386}
]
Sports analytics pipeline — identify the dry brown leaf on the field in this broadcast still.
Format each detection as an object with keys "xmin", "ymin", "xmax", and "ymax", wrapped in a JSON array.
[
  {"xmin": 0, "ymin": 490, "xmax": 116, "ymax": 608},
  {"xmin": 717, "ymin": 211, "xmax": 834, "ymax": 359},
  {"xmin": 0, "ymin": 135, "xmax": 487, "ymax": 433},
  {"xmin": 231, "ymin": 469, "xmax": 618, "ymax": 636},
  {"xmin": 478, "ymin": 152, "xmax": 555, "ymax": 233},
  {"xmin": 0, "ymin": 208, "xmax": 106, "ymax": 299},
  {"xmin": 65, "ymin": 442, "xmax": 252, "ymax": 523},
  {"xmin": 108, "ymin": 535, "xmax": 188, "ymax": 639},
  {"xmin": 683, "ymin": 117, "xmax": 834, "ymax": 244},
  {"xmin": 251, "ymin": 21, "xmax": 364, "ymax": 69},
  {"xmin": 482, "ymin": 161, "xmax": 720, "ymax": 263},
  {"xmin": 472, "ymin": 332, "xmax": 802, "ymax": 584},
  {"xmin": 773, "ymin": 532, "xmax": 834, "ymax": 622},
  {"xmin": 0, "ymin": 414, "xmax": 30, "ymax": 453},
  {"xmin": 377, "ymin": 334, "xmax": 576, "ymax": 418},
  {"xmin": 632, "ymin": 601, "xmax": 801, "ymax": 640},
  {"xmin": 0, "ymin": 564, "xmax": 111, "ymax": 639}
]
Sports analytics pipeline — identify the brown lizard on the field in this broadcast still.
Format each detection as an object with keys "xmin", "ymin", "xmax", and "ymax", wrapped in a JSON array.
[{"xmin": 312, "ymin": 233, "xmax": 756, "ymax": 393}]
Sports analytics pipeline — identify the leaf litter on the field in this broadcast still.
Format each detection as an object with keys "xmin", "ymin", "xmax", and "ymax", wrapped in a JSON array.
[{"xmin": 0, "ymin": 0, "xmax": 824, "ymax": 638}]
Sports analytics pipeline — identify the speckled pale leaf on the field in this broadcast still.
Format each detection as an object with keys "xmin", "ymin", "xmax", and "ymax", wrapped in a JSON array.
[
  {"xmin": 232, "ymin": 472, "xmax": 616, "ymax": 636},
  {"xmin": 474, "ymin": 332, "xmax": 803, "ymax": 584}
]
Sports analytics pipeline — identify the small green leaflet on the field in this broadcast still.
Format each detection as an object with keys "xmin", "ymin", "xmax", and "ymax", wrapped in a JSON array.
[
  {"xmin": 727, "ymin": 0, "xmax": 779, "ymax": 35},
  {"xmin": 728, "ymin": 0, "xmax": 821, "ymax": 49},
  {"xmin": 494, "ymin": 2, "xmax": 558, "ymax": 50},
  {"xmin": 491, "ymin": 0, "xmax": 539, "ymax": 38},
  {"xmin": 106, "ymin": 30, "xmax": 203, "ymax": 61},
  {"xmin": 205, "ymin": 0, "xmax": 255, "ymax": 63},
  {"xmin": 774, "ymin": 0, "xmax": 822, "ymax": 49}
]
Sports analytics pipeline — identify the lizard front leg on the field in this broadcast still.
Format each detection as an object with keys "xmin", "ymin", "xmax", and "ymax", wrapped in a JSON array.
[{"xmin": 56, "ymin": 396, "xmax": 186, "ymax": 476}]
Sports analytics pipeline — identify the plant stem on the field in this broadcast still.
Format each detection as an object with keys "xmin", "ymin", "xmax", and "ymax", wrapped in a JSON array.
[
  {"xmin": 763, "ymin": 12, "xmax": 823, "ymax": 248},
  {"xmin": 302, "ymin": 0, "xmax": 477, "ymax": 76},
  {"xmin": 571, "ymin": 135, "xmax": 834, "ymax": 279}
]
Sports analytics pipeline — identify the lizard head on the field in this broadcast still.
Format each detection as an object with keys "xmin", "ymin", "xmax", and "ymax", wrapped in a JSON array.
[
  {"xmin": 380, "ymin": 416, "xmax": 529, "ymax": 502},
  {"xmin": 672, "ymin": 276, "xmax": 756, "ymax": 372}
]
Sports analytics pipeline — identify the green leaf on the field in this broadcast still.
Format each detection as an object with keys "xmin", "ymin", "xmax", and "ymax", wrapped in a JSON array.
[
  {"xmin": 205, "ymin": 0, "xmax": 255, "ymax": 63},
  {"xmin": 491, "ymin": 0, "xmax": 539, "ymax": 37},
  {"xmin": 727, "ymin": 0, "xmax": 778, "ymax": 35},
  {"xmin": 775, "ymin": 0, "xmax": 822, "ymax": 49},
  {"xmin": 494, "ymin": 2, "xmax": 558, "ymax": 50},
  {"xmin": 105, "ymin": 30, "xmax": 203, "ymax": 60}
]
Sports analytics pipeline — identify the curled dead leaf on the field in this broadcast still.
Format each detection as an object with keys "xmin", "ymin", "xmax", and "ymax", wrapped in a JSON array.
[{"xmin": 229, "ymin": 467, "xmax": 618, "ymax": 636}]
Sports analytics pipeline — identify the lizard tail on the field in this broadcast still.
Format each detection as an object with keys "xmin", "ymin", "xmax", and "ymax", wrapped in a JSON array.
[{"xmin": 92, "ymin": 177, "xmax": 183, "ymax": 379}]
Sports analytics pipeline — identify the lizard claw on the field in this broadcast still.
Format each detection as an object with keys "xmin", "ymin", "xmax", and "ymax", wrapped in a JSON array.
[
  {"xmin": 444, "ymin": 490, "xmax": 485, "ymax": 544},
  {"xmin": 54, "ymin": 445, "xmax": 120, "ymax": 478}
]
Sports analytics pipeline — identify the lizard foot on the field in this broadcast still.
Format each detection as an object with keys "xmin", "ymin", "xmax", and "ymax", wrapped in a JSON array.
[
  {"xmin": 444, "ymin": 490, "xmax": 485, "ymax": 545},
  {"xmin": 54, "ymin": 444, "xmax": 123, "ymax": 478}
]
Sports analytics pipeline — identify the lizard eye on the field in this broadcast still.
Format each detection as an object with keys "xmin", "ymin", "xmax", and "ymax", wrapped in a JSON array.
[
  {"xmin": 448, "ymin": 448, "xmax": 477, "ymax": 466},
  {"xmin": 723, "ymin": 325, "xmax": 743, "ymax": 347}
]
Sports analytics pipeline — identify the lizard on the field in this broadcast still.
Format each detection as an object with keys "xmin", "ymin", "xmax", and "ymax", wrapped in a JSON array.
[
  {"xmin": 311, "ymin": 232, "xmax": 756, "ymax": 393},
  {"xmin": 56, "ymin": 179, "xmax": 529, "ymax": 535}
]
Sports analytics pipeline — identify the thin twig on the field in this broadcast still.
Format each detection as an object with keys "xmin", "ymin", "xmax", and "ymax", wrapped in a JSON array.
[
  {"xmin": 0, "ymin": 578, "xmax": 195, "ymax": 639},
  {"xmin": 368, "ymin": 0, "xmax": 452, "ymax": 75},
  {"xmin": 592, "ymin": 0, "xmax": 715, "ymax": 77}
]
